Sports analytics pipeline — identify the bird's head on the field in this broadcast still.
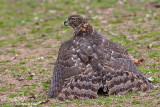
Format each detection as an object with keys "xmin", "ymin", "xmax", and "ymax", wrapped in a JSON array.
[
  {"xmin": 64, "ymin": 15, "xmax": 87, "ymax": 30},
  {"xmin": 64, "ymin": 15, "xmax": 93, "ymax": 35}
]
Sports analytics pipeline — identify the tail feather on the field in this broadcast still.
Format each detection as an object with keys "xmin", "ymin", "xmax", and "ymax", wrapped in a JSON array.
[
  {"xmin": 103, "ymin": 70, "xmax": 150, "ymax": 95},
  {"xmin": 57, "ymin": 74, "xmax": 99, "ymax": 101},
  {"xmin": 49, "ymin": 64, "xmax": 152, "ymax": 101}
]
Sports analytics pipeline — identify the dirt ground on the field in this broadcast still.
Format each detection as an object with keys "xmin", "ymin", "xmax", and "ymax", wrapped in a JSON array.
[{"xmin": 0, "ymin": 0, "xmax": 160, "ymax": 107}]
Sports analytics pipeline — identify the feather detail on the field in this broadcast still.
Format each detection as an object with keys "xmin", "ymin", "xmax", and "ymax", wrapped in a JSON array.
[{"xmin": 48, "ymin": 15, "xmax": 153, "ymax": 100}]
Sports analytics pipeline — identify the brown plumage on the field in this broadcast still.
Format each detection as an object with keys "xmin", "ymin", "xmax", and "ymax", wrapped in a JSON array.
[{"xmin": 48, "ymin": 15, "xmax": 153, "ymax": 101}]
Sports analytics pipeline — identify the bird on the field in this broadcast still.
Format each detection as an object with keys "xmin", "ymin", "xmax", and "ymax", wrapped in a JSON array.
[{"xmin": 48, "ymin": 15, "xmax": 153, "ymax": 101}]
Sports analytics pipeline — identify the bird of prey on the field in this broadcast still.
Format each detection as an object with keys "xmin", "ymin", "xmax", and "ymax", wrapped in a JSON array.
[{"xmin": 48, "ymin": 15, "xmax": 153, "ymax": 101}]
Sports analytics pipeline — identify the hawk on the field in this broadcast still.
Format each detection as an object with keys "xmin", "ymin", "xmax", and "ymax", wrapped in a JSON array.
[{"xmin": 48, "ymin": 15, "xmax": 153, "ymax": 101}]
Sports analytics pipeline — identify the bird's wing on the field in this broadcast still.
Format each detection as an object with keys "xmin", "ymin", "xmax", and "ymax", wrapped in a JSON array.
[
  {"xmin": 48, "ymin": 40, "xmax": 86, "ymax": 98},
  {"xmin": 48, "ymin": 38, "xmax": 99, "ymax": 100},
  {"xmin": 93, "ymin": 31, "xmax": 144, "ymax": 76},
  {"xmin": 92, "ymin": 32, "xmax": 153, "ymax": 95}
]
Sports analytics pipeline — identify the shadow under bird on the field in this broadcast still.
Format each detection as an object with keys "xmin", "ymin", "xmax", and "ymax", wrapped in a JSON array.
[{"xmin": 48, "ymin": 15, "xmax": 153, "ymax": 101}]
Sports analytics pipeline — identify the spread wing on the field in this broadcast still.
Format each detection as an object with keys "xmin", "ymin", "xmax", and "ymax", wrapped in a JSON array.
[
  {"xmin": 48, "ymin": 40, "xmax": 86, "ymax": 98},
  {"xmin": 48, "ymin": 31, "xmax": 153, "ymax": 101},
  {"xmin": 92, "ymin": 31, "xmax": 153, "ymax": 95},
  {"xmin": 48, "ymin": 38, "xmax": 100, "ymax": 100}
]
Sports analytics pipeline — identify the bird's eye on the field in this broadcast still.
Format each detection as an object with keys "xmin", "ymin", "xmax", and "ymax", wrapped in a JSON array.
[{"xmin": 72, "ymin": 18, "xmax": 76, "ymax": 21}]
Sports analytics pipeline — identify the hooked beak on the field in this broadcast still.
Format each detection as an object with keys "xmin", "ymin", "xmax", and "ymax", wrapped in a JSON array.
[{"xmin": 64, "ymin": 20, "xmax": 68, "ymax": 26}]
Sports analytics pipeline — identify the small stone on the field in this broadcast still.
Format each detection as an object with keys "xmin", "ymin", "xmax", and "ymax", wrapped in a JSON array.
[
  {"xmin": 11, "ymin": 57, "xmax": 15, "ymax": 60},
  {"xmin": 148, "ymin": 44, "xmax": 152, "ymax": 48},
  {"xmin": 17, "ymin": 77, "xmax": 25, "ymax": 81},
  {"xmin": 34, "ymin": 17, "xmax": 39, "ymax": 21},
  {"xmin": 147, "ymin": 77, "xmax": 154, "ymax": 82},
  {"xmin": 30, "ymin": 73, "xmax": 35, "ymax": 76},
  {"xmin": 48, "ymin": 10, "xmax": 56, "ymax": 14},
  {"xmin": 37, "ymin": 57, "xmax": 44, "ymax": 60}
]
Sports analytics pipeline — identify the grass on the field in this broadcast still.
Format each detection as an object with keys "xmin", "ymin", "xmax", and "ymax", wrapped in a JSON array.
[
  {"xmin": 0, "ymin": 86, "xmax": 15, "ymax": 92},
  {"xmin": 0, "ymin": 0, "xmax": 160, "ymax": 107},
  {"xmin": 8, "ymin": 94, "xmax": 17, "ymax": 98},
  {"xmin": 0, "ymin": 60, "xmax": 10, "ymax": 65},
  {"xmin": 149, "ymin": 50, "xmax": 159, "ymax": 58},
  {"xmin": 131, "ymin": 100, "xmax": 141, "ymax": 104},
  {"xmin": 27, "ymin": 76, "xmax": 33, "ymax": 80}
]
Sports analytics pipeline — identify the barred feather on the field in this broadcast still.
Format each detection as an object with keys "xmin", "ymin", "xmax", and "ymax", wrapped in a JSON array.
[{"xmin": 48, "ymin": 15, "xmax": 153, "ymax": 101}]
